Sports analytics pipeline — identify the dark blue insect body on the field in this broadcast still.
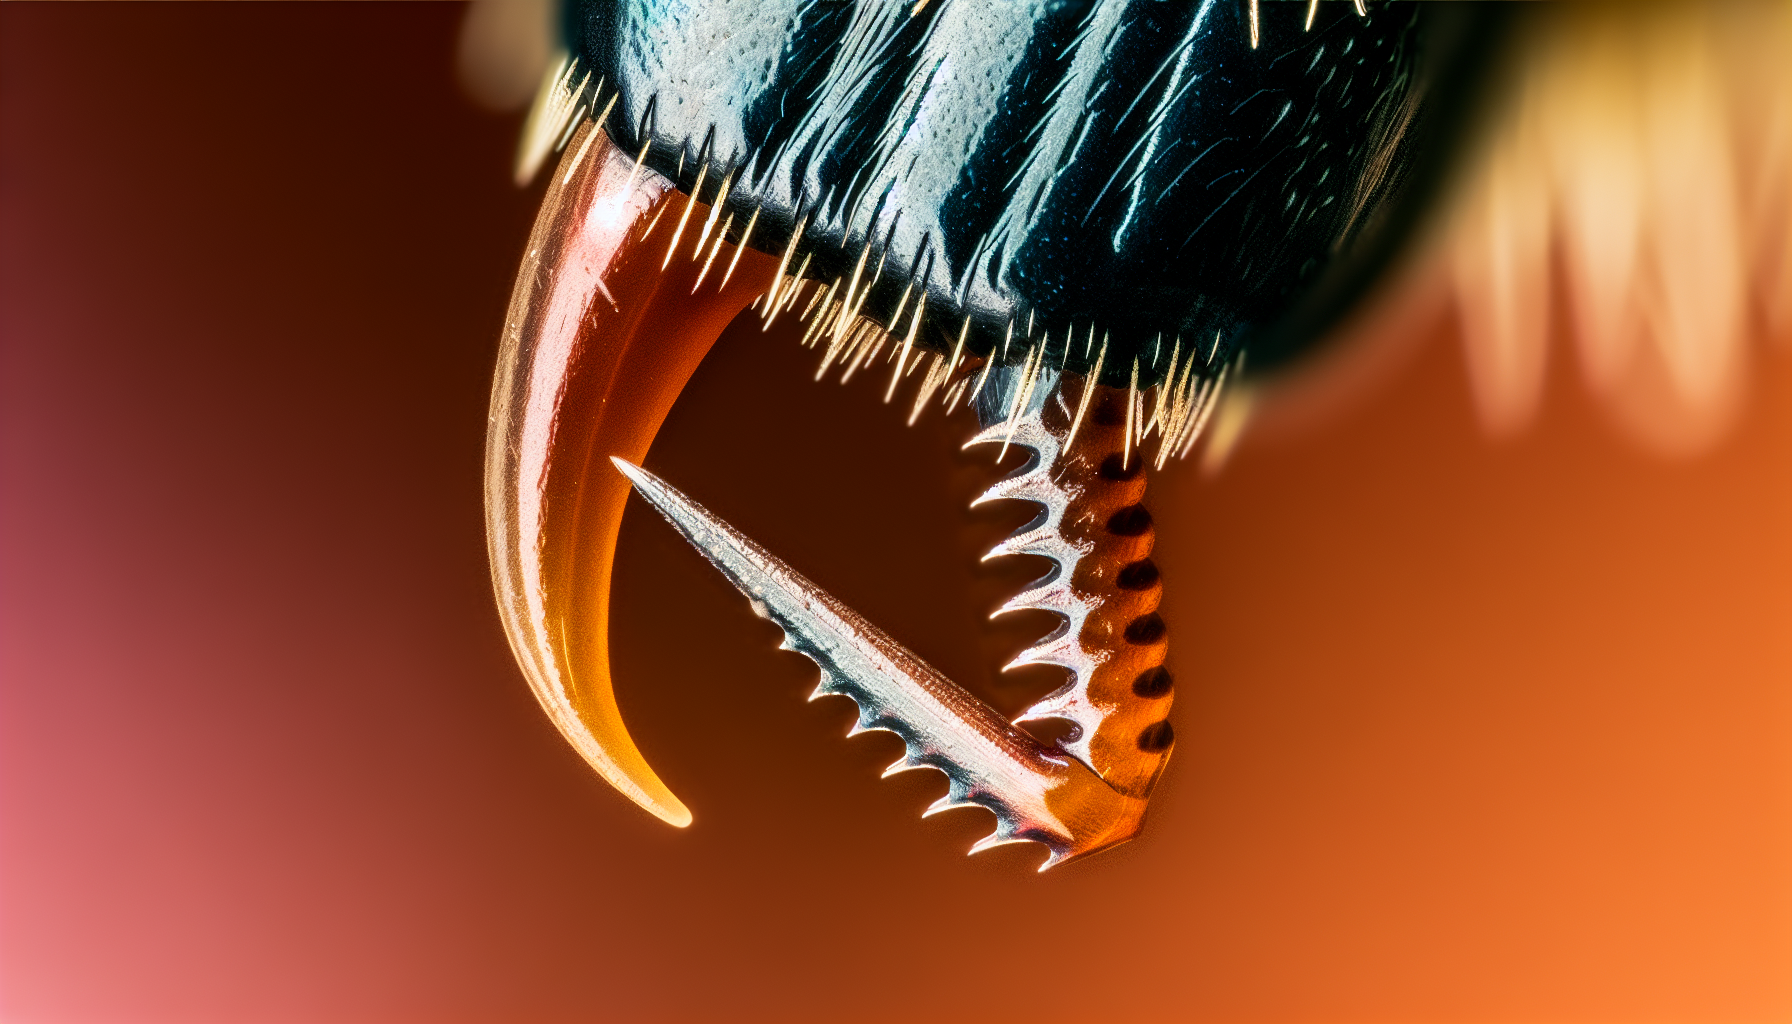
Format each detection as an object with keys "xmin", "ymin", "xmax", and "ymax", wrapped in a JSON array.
[{"xmin": 567, "ymin": 0, "xmax": 1494, "ymax": 385}]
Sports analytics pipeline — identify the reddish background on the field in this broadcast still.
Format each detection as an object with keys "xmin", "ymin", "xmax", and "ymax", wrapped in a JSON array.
[{"xmin": 2, "ymin": 5, "xmax": 1788, "ymax": 1022}]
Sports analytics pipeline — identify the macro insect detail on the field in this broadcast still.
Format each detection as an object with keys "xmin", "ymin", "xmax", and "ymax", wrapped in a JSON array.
[{"xmin": 486, "ymin": 0, "xmax": 1492, "ymax": 868}]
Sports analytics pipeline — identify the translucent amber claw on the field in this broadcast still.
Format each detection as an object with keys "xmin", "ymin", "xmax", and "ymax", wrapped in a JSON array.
[{"xmin": 485, "ymin": 123, "xmax": 772, "ymax": 825}]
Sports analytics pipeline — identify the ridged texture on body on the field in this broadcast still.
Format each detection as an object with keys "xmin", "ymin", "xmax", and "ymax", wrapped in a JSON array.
[{"xmin": 559, "ymin": 0, "xmax": 1492, "ymax": 384}]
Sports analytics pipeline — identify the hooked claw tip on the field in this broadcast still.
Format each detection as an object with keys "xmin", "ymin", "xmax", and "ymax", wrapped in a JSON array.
[{"xmin": 486, "ymin": 126, "xmax": 773, "ymax": 830}]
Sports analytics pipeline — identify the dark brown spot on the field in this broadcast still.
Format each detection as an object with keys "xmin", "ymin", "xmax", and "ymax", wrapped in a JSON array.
[
  {"xmin": 1123, "ymin": 613, "xmax": 1166, "ymax": 645},
  {"xmin": 1137, "ymin": 720, "xmax": 1175, "ymax": 752},
  {"xmin": 1098, "ymin": 453, "xmax": 1142, "ymax": 481},
  {"xmin": 1092, "ymin": 394, "xmax": 1127, "ymax": 426},
  {"xmin": 1106, "ymin": 504, "xmax": 1152, "ymax": 536},
  {"xmin": 1132, "ymin": 666, "xmax": 1174, "ymax": 698},
  {"xmin": 1116, "ymin": 559, "xmax": 1159, "ymax": 590}
]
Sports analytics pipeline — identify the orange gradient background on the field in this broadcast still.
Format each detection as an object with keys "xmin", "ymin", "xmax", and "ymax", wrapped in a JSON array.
[{"xmin": 1, "ymin": 5, "xmax": 1787, "ymax": 1022}]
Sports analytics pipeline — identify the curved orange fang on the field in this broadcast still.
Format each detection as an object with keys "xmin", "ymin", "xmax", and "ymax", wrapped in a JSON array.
[{"xmin": 485, "ymin": 123, "xmax": 774, "ymax": 825}]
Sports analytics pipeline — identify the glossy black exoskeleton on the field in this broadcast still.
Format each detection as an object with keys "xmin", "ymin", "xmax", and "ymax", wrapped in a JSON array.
[{"xmin": 564, "ymin": 0, "xmax": 1500, "ymax": 386}]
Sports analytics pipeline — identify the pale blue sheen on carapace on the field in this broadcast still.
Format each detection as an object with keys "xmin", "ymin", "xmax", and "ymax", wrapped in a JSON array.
[{"xmin": 568, "ymin": 0, "xmax": 1496, "ymax": 384}]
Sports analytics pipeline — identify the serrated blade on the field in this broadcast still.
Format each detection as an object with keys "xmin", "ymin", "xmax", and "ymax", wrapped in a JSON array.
[{"xmin": 611, "ymin": 457, "xmax": 1147, "ymax": 869}]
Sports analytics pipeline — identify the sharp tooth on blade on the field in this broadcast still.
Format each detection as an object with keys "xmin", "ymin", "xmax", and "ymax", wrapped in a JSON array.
[
  {"xmin": 1003, "ymin": 634, "xmax": 1081, "ymax": 673},
  {"xmin": 965, "ymin": 417, "xmax": 1049, "ymax": 454},
  {"xmin": 922, "ymin": 793, "xmax": 970, "ymax": 819},
  {"xmin": 921, "ymin": 795, "xmax": 953, "ymax": 818},
  {"xmin": 608, "ymin": 457, "xmax": 1151, "ymax": 868},
  {"xmin": 979, "ymin": 534, "xmax": 1081, "ymax": 567},
  {"xmin": 882, "ymin": 756, "xmax": 927, "ymax": 779},
  {"xmin": 1015, "ymin": 688, "xmax": 1093, "ymax": 718},
  {"xmin": 972, "ymin": 466, "xmax": 1058, "ymax": 507},
  {"xmin": 997, "ymin": 582, "xmax": 1090, "ymax": 620},
  {"xmin": 968, "ymin": 832, "xmax": 1029, "ymax": 856}
]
